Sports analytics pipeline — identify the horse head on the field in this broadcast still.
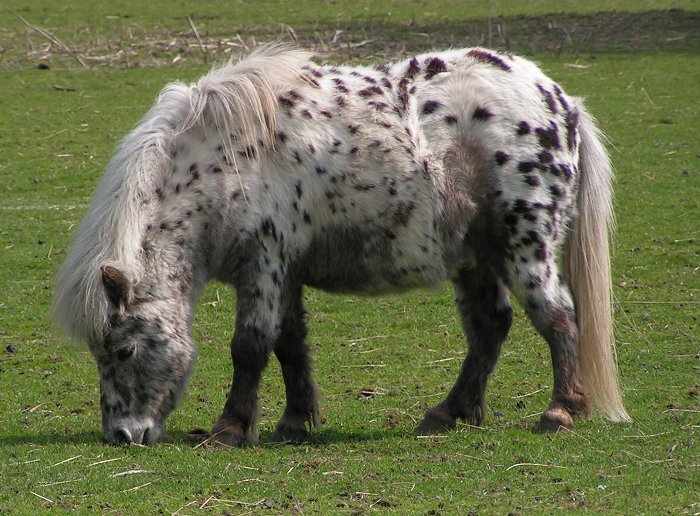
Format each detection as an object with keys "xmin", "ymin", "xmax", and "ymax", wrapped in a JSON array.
[{"xmin": 93, "ymin": 265, "xmax": 197, "ymax": 445}]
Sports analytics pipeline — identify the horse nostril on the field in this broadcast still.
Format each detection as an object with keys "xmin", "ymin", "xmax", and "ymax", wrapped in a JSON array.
[
  {"xmin": 113, "ymin": 427, "xmax": 133, "ymax": 445},
  {"xmin": 141, "ymin": 427, "xmax": 151, "ymax": 445}
]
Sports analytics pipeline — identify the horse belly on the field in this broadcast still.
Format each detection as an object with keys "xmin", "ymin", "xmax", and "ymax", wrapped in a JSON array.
[{"xmin": 300, "ymin": 221, "xmax": 449, "ymax": 295}]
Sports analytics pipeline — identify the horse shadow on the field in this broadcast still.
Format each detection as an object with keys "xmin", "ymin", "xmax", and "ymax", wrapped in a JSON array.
[
  {"xmin": 0, "ymin": 427, "xmax": 409, "ymax": 449},
  {"xmin": 0, "ymin": 431, "xmax": 104, "ymax": 447},
  {"xmin": 170, "ymin": 427, "xmax": 409, "ymax": 448}
]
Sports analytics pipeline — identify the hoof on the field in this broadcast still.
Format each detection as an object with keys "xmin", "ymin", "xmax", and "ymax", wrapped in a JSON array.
[
  {"xmin": 210, "ymin": 418, "xmax": 248, "ymax": 447},
  {"xmin": 269, "ymin": 415, "xmax": 313, "ymax": 444},
  {"xmin": 537, "ymin": 406, "xmax": 574, "ymax": 433},
  {"xmin": 415, "ymin": 405, "xmax": 457, "ymax": 435},
  {"xmin": 183, "ymin": 428, "xmax": 210, "ymax": 443},
  {"xmin": 269, "ymin": 426, "xmax": 309, "ymax": 444},
  {"xmin": 462, "ymin": 401, "xmax": 486, "ymax": 427}
]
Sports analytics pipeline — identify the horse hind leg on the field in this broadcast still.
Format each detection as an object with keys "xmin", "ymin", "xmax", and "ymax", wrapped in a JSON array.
[
  {"xmin": 416, "ymin": 265, "xmax": 513, "ymax": 434},
  {"xmin": 269, "ymin": 284, "xmax": 320, "ymax": 443},
  {"xmin": 509, "ymin": 255, "xmax": 592, "ymax": 432}
]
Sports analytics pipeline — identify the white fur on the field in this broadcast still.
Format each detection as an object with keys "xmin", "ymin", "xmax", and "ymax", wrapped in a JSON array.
[{"xmin": 52, "ymin": 44, "xmax": 312, "ymax": 344}]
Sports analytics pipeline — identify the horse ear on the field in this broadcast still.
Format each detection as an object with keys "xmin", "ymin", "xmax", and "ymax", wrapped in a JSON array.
[{"xmin": 101, "ymin": 265, "xmax": 132, "ymax": 308}]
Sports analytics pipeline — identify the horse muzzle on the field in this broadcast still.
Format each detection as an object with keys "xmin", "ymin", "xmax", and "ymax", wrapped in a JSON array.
[{"xmin": 104, "ymin": 418, "xmax": 163, "ymax": 445}]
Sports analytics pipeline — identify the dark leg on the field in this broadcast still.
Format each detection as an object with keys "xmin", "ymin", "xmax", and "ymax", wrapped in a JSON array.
[
  {"xmin": 269, "ymin": 284, "xmax": 320, "ymax": 443},
  {"xmin": 211, "ymin": 258, "xmax": 283, "ymax": 447},
  {"xmin": 511, "ymin": 264, "xmax": 591, "ymax": 432},
  {"xmin": 416, "ymin": 265, "xmax": 513, "ymax": 434},
  {"xmin": 211, "ymin": 323, "xmax": 272, "ymax": 446}
]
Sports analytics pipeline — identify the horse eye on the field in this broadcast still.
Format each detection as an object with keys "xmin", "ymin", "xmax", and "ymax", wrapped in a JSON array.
[{"xmin": 116, "ymin": 345, "xmax": 135, "ymax": 360}]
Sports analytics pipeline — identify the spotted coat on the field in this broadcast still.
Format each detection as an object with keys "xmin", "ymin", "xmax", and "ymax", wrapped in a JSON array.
[{"xmin": 53, "ymin": 45, "xmax": 627, "ymax": 445}]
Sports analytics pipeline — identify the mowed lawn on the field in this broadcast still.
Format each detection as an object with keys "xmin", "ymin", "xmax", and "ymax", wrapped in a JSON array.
[{"xmin": 0, "ymin": 1, "xmax": 698, "ymax": 513}]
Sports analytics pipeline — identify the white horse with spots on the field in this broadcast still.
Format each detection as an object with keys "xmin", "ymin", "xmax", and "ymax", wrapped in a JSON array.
[{"xmin": 53, "ymin": 45, "xmax": 629, "ymax": 446}]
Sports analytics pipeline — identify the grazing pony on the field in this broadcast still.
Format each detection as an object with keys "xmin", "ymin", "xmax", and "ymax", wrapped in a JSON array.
[{"xmin": 53, "ymin": 44, "xmax": 629, "ymax": 446}]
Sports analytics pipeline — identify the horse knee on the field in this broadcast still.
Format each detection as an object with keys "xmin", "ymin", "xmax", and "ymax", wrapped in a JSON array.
[
  {"xmin": 231, "ymin": 324, "xmax": 273, "ymax": 370},
  {"xmin": 491, "ymin": 301, "xmax": 513, "ymax": 342}
]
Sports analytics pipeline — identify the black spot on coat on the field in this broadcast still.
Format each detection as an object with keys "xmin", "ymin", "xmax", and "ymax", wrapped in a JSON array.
[
  {"xmin": 466, "ymin": 49, "xmax": 511, "ymax": 71},
  {"xmin": 516, "ymin": 121, "xmax": 531, "ymax": 135},
  {"xmin": 565, "ymin": 110, "xmax": 580, "ymax": 151},
  {"xmin": 518, "ymin": 161, "xmax": 536, "ymax": 173},
  {"xmin": 358, "ymin": 85, "xmax": 383, "ymax": 97},
  {"xmin": 535, "ymin": 123, "xmax": 561, "ymax": 150},
  {"xmin": 494, "ymin": 151, "xmax": 509, "ymax": 166},
  {"xmin": 473, "ymin": 106, "xmax": 493, "ymax": 121},
  {"xmin": 537, "ymin": 150, "xmax": 553, "ymax": 164},
  {"xmin": 525, "ymin": 175, "xmax": 540, "ymax": 187},
  {"xmin": 405, "ymin": 58, "xmax": 421, "ymax": 79},
  {"xmin": 424, "ymin": 57, "xmax": 447, "ymax": 79},
  {"xmin": 536, "ymin": 84, "xmax": 558, "ymax": 114},
  {"xmin": 278, "ymin": 95, "xmax": 295, "ymax": 108},
  {"xmin": 332, "ymin": 78, "xmax": 349, "ymax": 93},
  {"xmin": 422, "ymin": 100, "xmax": 442, "ymax": 114}
]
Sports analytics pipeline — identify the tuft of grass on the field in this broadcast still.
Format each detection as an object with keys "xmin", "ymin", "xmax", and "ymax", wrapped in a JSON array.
[{"xmin": 1, "ymin": 1, "xmax": 698, "ymax": 513}]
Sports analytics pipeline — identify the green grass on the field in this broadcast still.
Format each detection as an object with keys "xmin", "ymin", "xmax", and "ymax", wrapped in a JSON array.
[
  {"xmin": 6, "ymin": 0, "xmax": 699, "ymax": 30},
  {"xmin": 1, "ymin": 1, "xmax": 699, "ymax": 513}
]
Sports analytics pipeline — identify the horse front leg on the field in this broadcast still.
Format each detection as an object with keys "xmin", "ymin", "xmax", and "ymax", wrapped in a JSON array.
[
  {"xmin": 269, "ymin": 283, "xmax": 320, "ymax": 443},
  {"xmin": 212, "ymin": 274, "xmax": 282, "ymax": 447},
  {"xmin": 416, "ymin": 265, "xmax": 512, "ymax": 434},
  {"xmin": 211, "ymin": 320, "xmax": 272, "ymax": 447}
]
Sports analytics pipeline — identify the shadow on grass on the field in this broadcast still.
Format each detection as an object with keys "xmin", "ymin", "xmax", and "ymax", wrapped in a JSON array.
[
  {"xmin": 167, "ymin": 427, "xmax": 411, "ymax": 449},
  {"xmin": 0, "ymin": 431, "xmax": 104, "ymax": 447},
  {"xmin": 0, "ymin": 427, "xmax": 408, "ymax": 449}
]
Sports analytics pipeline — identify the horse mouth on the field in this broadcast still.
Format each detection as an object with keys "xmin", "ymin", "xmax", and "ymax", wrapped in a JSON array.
[{"xmin": 106, "ymin": 422, "xmax": 161, "ymax": 446}]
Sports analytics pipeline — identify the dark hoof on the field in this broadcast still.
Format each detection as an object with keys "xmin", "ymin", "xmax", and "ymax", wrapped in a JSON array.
[
  {"xmin": 537, "ymin": 406, "xmax": 574, "ymax": 433},
  {"xmin": 415, "ymin": 405, "xmax": 457, "ymax": 435},
  {"xmin": 210, "ymin": 418, "xmax": 249, "ymax": 447},
  {"xmin": 269, "ymin": 415, "xmax": 313, "ymax": 444},
  {"xmin": 463, "ymin": 401, "xmax": 486, "ymax": 427},
  {"xmin": 269, "ymin": 427, "xmax": 309, "ymax": 444},
  {"xmin": 183, "ymin": 428, "xmax": 210, "ymax": 443}
]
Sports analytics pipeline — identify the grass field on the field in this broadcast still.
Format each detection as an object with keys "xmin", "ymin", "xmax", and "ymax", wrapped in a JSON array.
[{"xmin": 1, "ymin": 1, "xmax": 699, "ymax": 513}]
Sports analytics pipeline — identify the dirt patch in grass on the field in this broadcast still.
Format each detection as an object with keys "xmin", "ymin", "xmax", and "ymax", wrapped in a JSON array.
[{"xmin": 3, "ymin": 8, "xmax": 698, "ymax": 69}]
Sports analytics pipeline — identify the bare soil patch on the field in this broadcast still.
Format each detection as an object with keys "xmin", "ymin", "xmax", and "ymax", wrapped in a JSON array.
[{"xmin": 2, "ymin": 8, "xmax": 698, "ymax": 70}]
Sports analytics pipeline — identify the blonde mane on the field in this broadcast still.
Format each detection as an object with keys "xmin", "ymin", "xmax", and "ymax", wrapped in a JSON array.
[{"xmin": 52, "ymin": 44, "xmax": 313, "ymax": 344}]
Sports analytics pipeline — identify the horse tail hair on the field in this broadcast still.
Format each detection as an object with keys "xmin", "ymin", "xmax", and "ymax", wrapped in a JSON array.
[{"xmin": 564, "ymin": 103, "xmax": 630, "ymax": 423}]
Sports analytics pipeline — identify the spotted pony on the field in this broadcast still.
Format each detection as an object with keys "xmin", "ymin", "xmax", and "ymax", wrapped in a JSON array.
[{"xmin": 53, "ymin": 44, "xmax": 629, "ymax": 446}]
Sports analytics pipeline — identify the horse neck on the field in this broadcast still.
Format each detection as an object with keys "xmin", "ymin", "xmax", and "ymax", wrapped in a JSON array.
[{"xmin": 138, "ymin": 215, "xmax": 209, "ymax": 317}]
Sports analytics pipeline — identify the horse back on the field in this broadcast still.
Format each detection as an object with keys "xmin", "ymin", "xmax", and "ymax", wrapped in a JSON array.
[{"xmin": 200, "ymin": 49, "xmax": 580, "ymax": 295}]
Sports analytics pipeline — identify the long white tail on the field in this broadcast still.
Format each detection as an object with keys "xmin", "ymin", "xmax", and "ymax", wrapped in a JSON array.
[{"xmin": 564, "ymin": 105, "xmax": 630, "ymax": 422}]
